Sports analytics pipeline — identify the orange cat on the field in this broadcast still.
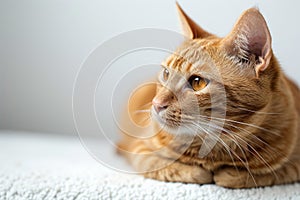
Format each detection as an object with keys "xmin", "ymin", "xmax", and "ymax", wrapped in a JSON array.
[{"xmin": 117, "ymin": 3, "xmax": 300, "ymax": 188}]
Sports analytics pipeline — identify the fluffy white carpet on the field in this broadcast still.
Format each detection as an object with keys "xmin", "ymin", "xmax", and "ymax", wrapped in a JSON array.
[{"xmin": 0, "ymin": 130, "xmax": 300, "ymax": 200}]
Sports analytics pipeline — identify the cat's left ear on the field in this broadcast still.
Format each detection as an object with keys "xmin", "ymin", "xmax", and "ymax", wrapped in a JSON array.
[
  {"xmin": 176, "ymin": 2, "xmax": 212, "ymax": 39},
  {"xmin": 223, "ymin": 8, "xmax": 272, "ymax": 77}
]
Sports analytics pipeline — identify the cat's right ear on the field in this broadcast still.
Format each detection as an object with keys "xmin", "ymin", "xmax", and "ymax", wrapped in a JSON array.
[
  {"xmin": 222, "ymin": 8, "xmax": 272, "ymax": 77},
  {"xmin": 176, "ymin": 2, "xmax": 212, "ymax": 39}
]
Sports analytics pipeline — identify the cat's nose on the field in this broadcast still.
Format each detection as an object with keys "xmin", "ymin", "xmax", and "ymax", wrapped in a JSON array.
[{"xmin": 152, "ymin": 98, "xmax": 169, "ymax": 114}]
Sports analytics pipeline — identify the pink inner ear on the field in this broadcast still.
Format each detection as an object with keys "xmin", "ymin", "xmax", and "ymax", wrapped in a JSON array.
[
  {"xmin": 249, "ymin": 35, "xmax": 267, "ymax": 58},
  {"xmin": 223, "ymin": 8, "xmax": 272, "ymax": 75},
  {"xmin": 230, "ymin": 8, "xmax": 272, "ymax": 59}
]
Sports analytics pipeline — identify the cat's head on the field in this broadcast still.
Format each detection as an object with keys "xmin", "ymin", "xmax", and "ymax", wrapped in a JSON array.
[{"xmin": 151, "ymin": 3, "xmax": 279, "ymax": 136}]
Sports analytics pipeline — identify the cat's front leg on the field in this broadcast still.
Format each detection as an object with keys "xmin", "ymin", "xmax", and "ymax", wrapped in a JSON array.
[
  {"xmin": 213, "ymin": 161, "xmax": 300, "ymax": 188},
  {"xmin": 213, "ymin": 168, "xmax": 259, "ymax": 188},
  {"xmin": 118, "ymin": 138, "xmax": 213, "ymax": 184},
  {"xmin": 142, "ymin": 158, "xmax": 213, "ymax": 184},
  {"xmin": 119, "ymin": 146, "xmax": 212, "ymax": 183}
]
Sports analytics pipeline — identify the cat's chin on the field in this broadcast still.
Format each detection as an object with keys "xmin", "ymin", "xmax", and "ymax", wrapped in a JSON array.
[
  {"xmin": 151, "ymin": 109, "xmax": 195, "ymax": 136},
  {"xmin": 154, "ymin": 119, "xmax": 207, "ymax": 137}
]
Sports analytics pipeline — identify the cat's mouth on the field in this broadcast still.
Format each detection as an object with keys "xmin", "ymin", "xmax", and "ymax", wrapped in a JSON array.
[
  {"xmin": 151, "ymin": 106, "xmax": 184, "ymax": 134},
  {"xmin": 151, "ymin": 106, "xmax": 212, "ymax": 136}
]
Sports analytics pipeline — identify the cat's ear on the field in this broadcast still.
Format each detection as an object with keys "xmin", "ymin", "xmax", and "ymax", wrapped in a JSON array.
[
  {"xmin": 223, "ymin": 8, "xmax": 272, "ymax": 77},
  {"xmin": 176, "ymin": 2, "xmax": 212, "ymax": 39}
]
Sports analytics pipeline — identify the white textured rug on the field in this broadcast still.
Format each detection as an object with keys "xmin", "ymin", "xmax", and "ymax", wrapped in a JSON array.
[{"xmin": 0, "ymin": 131, "xmax": 300, "ymax": 200}]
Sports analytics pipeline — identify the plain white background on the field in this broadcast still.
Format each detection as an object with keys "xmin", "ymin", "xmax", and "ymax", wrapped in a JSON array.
[{"xmin": 1, "ymin": 0, "xmax": 299, "ymax": 135}]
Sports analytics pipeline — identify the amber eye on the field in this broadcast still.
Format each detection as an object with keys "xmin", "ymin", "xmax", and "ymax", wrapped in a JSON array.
[
  {"xmin": 188, "ymin": 75, "xmax": 209, "ymax": 91},
  {"xmin": 163, "ymin": 68, "xmax": 169, "ymax": 81}
]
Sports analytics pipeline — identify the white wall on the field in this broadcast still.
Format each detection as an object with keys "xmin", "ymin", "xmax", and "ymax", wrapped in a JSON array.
[{"xmin": 1, "ymin": 0, "xmax": 299, "ymax": 134}]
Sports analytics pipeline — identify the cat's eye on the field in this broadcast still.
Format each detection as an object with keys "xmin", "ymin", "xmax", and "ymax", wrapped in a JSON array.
[
  {"xmin": 163, "ymin": 68, "xmax": 169, "ymax": 81},
  {"xmin": 188, "ymin": 75, "xmax": 209, "ymax": 91}
]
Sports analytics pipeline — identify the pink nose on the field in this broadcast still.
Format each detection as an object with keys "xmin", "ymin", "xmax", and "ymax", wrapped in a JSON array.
[{"xmin": 152, "ymin": 98, "xmax": 169, "ymax": 114}]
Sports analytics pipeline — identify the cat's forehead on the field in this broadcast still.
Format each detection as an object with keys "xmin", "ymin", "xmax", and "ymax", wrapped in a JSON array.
[{"xmin": 162, "ymin": 39, "xmax": 219, "ymax": 73}]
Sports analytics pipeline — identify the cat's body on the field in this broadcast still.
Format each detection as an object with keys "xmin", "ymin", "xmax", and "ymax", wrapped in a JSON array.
[{"xmin": 117, "ymin": 4, "xmax": 300, "ymax": 188}]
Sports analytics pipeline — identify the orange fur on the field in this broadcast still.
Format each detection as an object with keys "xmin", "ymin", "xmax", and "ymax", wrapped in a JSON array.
[{"xmin": 117, "ymin": 4, "xmax": 300, "ymax": 188}]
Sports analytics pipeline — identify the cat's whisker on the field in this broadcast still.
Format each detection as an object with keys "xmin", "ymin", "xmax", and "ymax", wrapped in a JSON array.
[
  {"xmin": 235, "ymin": 107, "xmax": 283, "ymax": 115},
  {"xmin": 222, "ymin": 132, "xmax": 259, "ymax": 186},
  {"xmin": 188, "ymin": 119, "xmax": 277, "ymax": 187},
  {"xmin": 216, "ymin": 134, "xmax": 257, "ymax": 186},
  {"xmin": 183, "ymin": 116, "xmax": 278, "ymax": 159},
  {"xmin": 215, "ymin": 117, "xmax": 294, "ymax": 176},
  {"xmin": 193, "ymin": 132, "xmax": 217, "ymax": 165},
  {"xmin": 222, "ymin": 122, "xmax": 278, "ymax": 154},
  {"xmin": 190, "ymin": 122, "xmax": 237, "ymax": 159},
  {"xmin": 181, "ymin": 123, "xmax": 216, "ymax": 164},
  {"xmin": 223, "ymin": 120, "xmax": 281, "ymax": 137},
  {"xmin": 217, "ymin": 120, "xmax": 282, "ymax": 166},
  {"xmin": 191, "ymin": 122, "xmax": 258, "ymax": 186},
  {"xmin": 207, "ymin": 127, "xmax": 258, "ymax": 186},
  {"xmin": 138, "ymin": 114, "xmax": 152, "ymax": 124},
  {"xmin": 193, "ymin": 114, "xmax": 282, "ymax": 137},
  {"xmin": 191, "ymin": 118, "xmax": 280, "ymax": 180},
  {"xmin": 213, "ymin": 122, "xmax": 280, "ymax": 181},
  {"xmin": 210, "ymin": 120, "xmax": 281, "ymax": 182},
  {"xmin": 189, "ymin": 123, "xmax": 231, "ymax": 171},
  {"xmin": 141, "ymin": 101, "xmax": 153, "ymax": 108},
  {"xmin": 198, "ymin": 125, "xmax": 241, "ymax": 173},
  {"xmin": 133, "ymin": 109, "xmax": 151, "ymax": 115},
  {"xmin": 227, "ymin": 132, "xmax": 280, "ymax": 182}
]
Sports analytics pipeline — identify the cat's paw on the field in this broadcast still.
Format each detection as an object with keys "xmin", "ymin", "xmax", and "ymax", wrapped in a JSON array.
[
  {"xmin": 144, "ymin": 162, "xmax": 213, "ymax": 184},
  {"xmin": 213, "ymin": 168, "xmax": 257, "ymax": 188}
]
